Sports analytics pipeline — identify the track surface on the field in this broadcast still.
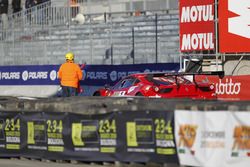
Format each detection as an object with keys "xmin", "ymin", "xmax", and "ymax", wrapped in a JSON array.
[
  {"xmin": 0, "ymin": 158, "xmax": 180, "ymax": 167},
  {"xmin": 0, "ymin": 158, "xmax": 110, "ymax": 167}
]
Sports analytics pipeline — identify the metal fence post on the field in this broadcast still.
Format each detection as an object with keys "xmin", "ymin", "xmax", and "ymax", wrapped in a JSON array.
[
  {"xmin": 111, "ymin": 43, "xmax": 113, "ymax": 65},
  {"xmin": 215, "ymin": 0, "xmax": 222, "ymax": 71},
  {"xmin": 132, "ymin": 26, "xmax": 135, "ymax": 64},
  {"xmin": 155, "ymin": 13, "xmax": 158, "ymax": 63}
]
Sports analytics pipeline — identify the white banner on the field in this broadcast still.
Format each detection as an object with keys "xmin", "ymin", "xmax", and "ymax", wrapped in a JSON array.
[
  {"xmin": 225, "ymin": 112, "xmax": 250, "ymax": 167},
  {"xmin": 175, "ymin": 110, "xmax": 228, "ymax": 167}
]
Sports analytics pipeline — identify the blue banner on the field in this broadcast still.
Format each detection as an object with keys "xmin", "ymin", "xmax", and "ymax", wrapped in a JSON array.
[
  {"xmin": 81, "ymin": 63, "xmax": 180, "ymax": 86},
  {"xmin": 0, "ymin": 65, "xmax": 60, "ymax": 85},
  {"xmin": 0, "ymin": 63, "xmax": 179, "ymax": 86}
]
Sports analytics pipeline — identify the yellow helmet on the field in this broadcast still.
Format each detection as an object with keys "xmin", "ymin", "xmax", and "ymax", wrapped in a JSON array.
[{"xmin": 65, "ymin": 52, "xmax": 74, "ymax": 61}]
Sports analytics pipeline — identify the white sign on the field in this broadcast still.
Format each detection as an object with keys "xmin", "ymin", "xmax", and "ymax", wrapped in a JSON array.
[{"xmin": 175, "ymin": 110, "xmax": 228, "ymax": 167}]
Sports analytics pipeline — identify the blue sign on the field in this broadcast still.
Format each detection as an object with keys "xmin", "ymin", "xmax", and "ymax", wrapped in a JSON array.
[
  {"xmin": 0, "ymin": 65, "xmax": 60, "ymax": 85},
  {"xmin": 81, "ymin": 63, "xmax": 180, "ymax": 86}
]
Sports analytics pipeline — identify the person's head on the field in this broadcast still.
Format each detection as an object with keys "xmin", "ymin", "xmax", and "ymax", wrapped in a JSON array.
[{"xmin": 65, "ymin": 52, "xmax": 74, "ymax": 62}]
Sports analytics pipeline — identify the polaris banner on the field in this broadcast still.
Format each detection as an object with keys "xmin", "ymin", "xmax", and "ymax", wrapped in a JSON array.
[
  {"xmin": 0, "ymin": 110, "xmax": 178, "ymax": 163},
  {"xmin": 0, "ymin": 65, "xmax": 59, "ymax": 85},
  {"xmin": 0, "ymin": 63, "xmax": 179, "ymax": 86},
  {"xmin": 81, "ymin": 63, "xmax": 179, "ymax": 86},
  {"xmin": 0, "ymin": 63, "xmax": 179, "ymax": 97}
]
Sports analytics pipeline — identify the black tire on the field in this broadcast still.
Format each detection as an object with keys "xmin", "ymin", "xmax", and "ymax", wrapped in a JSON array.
[
  {"xmin": 135, "ymin": 92, "xmax": 143, "ymax": 96},
  {"xmin": 93, "ymin": 92, "xmax": 101, "ymax": 96}
]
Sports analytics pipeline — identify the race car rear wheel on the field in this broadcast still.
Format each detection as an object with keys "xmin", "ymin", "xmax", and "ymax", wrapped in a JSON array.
[
  {"xmin": 93, "ymin": 92, "xmax": 101, "ymax": 96},
  {"xmin": 135, "ymin": 92, "xmax": 143, "ymax": 96}
]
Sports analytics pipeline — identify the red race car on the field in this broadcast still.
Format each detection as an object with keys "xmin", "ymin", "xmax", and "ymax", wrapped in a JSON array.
[{"xmin": 93, "ymin": 72, "xmax": 217, "ymax": 99}]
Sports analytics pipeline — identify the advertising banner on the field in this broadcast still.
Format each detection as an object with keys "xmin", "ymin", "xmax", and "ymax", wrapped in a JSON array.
[
  {"xmin": 179, "ymin": 0, "xmax": 215, "ymax": 52},
  {"xmin": 67, "ymin": 112, "xmax": 117, "ymax": 161},
  {"xmin": 175, "ymin": 110, "xmax": 250, "ymax": 167},
  {"xmin": 0, "ymin": 65, "xmax": 59, "ymax": 85},
  {"xmin": 175, "ymin": 110, "xmax": 228, "ymax": 167},
  {"xmin": 116, "ymin": 110, "xmax": 178, "ymax": 163},
  {"xmin": 20, "ymin": 112, "xmax": 68, "ymax": 159},
  {"xmin": 0, "ymin": 63, "xmax": 179, "ymax": 97},
  {"xmin": 0, "ymin": 112, "xmax": 22, "ymax": 157},
  {"xmin": 225, "ymin": 112, "xmax": 250, "ymax": 167},
  {"xmin": 195, "ymin": 75, "xmax": 250, "ymax": 101},
  {"xmin": 80, "ymin": 63, "xmax": 179, "ymax": 86},
  {"xmin": 219, "ymin": 0, "xmax": 250, "ymax": 52},
  {"xmin": 0, "ymin": 110, "xmax": 178, "ymax": 163},
  {"xmin": 0, "ymin": 63, "xmax": 179, "ymax": 86}
]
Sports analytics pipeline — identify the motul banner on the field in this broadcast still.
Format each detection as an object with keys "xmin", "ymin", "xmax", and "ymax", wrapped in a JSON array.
[
  {"xmin": 219, "ymin": 0, "xmax": 250, "ymax": 52},
  {"xmin": 179, "ymin": 0, "xmax": 215, "ymax": 52},
  {"xmin": 196, "ymin": 75, "xmax": 250, "ymax": 101}
]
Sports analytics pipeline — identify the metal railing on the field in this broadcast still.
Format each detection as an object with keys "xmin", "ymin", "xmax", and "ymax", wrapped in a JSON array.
[{"xmin": 0, "ymin": 0, "xmax": 180, "ymax": 65}]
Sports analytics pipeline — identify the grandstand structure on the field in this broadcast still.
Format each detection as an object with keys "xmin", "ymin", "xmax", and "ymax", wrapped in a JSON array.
[
  {"xmin": 1, "ymin": 0, "xmax": 248, "ymax": 76},
  {"xmin": 0, "ymin": 0, "xmax": 180, "ymax": 65}
]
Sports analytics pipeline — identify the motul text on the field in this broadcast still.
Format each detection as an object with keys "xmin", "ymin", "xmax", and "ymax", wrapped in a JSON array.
[
  {"xmin": 180, "ymin": 5, "xmax": 214, "ymax": 23},
  {"xmin": 179, "ymin": 0, "xmax": 215, "ymax": 52},
  {"xmin": 181, "ymin": 33, "xmax": 214, "ymax": 50}
]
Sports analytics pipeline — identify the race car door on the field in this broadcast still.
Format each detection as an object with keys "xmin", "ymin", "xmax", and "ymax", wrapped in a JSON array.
[
  {"xmin": 111, "ymin": 77, "xmax": 136, "ymax": 96},
  {"xmin": 175, "ymin": 76, "xmax": 197, "ymax": 97}
]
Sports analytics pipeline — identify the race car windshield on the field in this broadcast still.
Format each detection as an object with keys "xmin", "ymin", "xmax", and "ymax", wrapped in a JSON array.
[
  {"xmin": 151, "ymin": 77, "xmax": 172, "ymax": 85},
  {"xmin": 148, "ymin": 76, "xmax": 192, "ymax": 85}
]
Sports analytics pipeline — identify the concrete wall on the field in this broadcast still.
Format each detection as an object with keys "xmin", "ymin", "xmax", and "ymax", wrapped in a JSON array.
[{"xmin": 224, "ymin": 60, "xmax": 250, "ymax": 76}]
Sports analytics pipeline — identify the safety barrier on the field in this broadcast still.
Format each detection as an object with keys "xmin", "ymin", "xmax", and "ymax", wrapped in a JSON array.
[{"xmin": 0, "ymin": 97, "xmax": 249, "ymax": 166}]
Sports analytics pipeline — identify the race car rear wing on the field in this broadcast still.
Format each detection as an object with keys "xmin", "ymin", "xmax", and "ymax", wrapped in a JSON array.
[
  {"xmin": 145, "ymin": 71, "xmax": 224, "ymax": 87},
  {"xmin": 147, "ymin": 71, "xmax": 224, "ymax": 78}
]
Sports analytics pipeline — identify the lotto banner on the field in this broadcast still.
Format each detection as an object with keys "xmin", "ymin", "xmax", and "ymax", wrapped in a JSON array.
[
  {"xmin": 179, "ymin": 0, "xmax": 215, "ymax": 52},
  {"xmin": 0, "ymin": 111, "xmax": 178, "ymax": 163},
  {"xmin": 219, "ymin": 0, "xmax": 250, "ymax": 52},
  {"xmin": 175, "ymin": 110, "xmax": 229, "ymax": 167},
  {"xmin": 195, "ymin": 75, "xmax": 250, "ymax": 101}
]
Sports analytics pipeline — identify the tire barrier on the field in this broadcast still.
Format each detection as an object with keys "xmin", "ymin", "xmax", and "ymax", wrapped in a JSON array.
[{"xmin": 0, "ymin": 97, "xmax": 250, "ymax": 167}]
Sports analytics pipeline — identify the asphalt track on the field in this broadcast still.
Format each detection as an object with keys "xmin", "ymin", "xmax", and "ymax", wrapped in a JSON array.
[{"xmin": 0, "ymin": 158, "xmax": 110, "ymax": 167}]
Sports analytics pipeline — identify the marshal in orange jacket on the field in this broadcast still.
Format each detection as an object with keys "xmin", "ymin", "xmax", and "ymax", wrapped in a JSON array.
[{"xmin": 58, "ymin": 62, "xmax": 83, "ymax": 88}]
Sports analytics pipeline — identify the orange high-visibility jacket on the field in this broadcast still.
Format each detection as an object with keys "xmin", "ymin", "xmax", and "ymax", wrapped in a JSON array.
[{"xmin": 58, "ymin": 62, "xmax": 83, "ymax": 88}]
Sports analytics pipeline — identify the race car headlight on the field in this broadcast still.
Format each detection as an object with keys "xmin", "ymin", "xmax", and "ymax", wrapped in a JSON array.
[
  {"xmin": 106, "ymin": 91, "xmax": 111, "ymax": 96},
  {"xmin": 145, "ymin": 86, "xmax": 151, "ymax": 91}
]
